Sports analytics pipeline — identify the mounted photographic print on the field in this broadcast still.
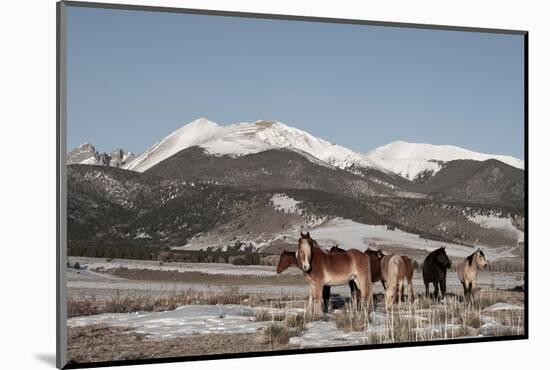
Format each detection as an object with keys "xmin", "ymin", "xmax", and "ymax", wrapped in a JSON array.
[{"xmin": 57, "ymin": 1, "xmax": 528, "ymax": 368}]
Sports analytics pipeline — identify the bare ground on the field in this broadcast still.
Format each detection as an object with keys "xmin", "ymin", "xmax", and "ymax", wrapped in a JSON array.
[{"xmin": 67, "ymin": 325, "xmax": 291, "ymax": 364}]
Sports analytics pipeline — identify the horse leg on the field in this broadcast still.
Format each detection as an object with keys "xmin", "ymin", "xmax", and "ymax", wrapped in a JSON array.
[
  {"xmin": 322, "ymin": 285, "xmax": 331, "ymax": 314},
  {"xmin": 461, "ymin": 281, "xmax": 467, "ymax": 301},
  {"xmin": 355, "ymin": 276, "xmax": 372, "ymax": 312},
  {"xmin": 399, "ymin": 282, "xmax": 405, "ymax": 303},
  {"xmin": 397, "ymin": 280, "xmax": 404, "ymax": 305},
  {"xmin": 312, "ymin": 282, "xmax": 324, "ymax": 319},
  {"xmin": 433, "ymin": 281, "xmax": 439, "ymax": 301},
  {"xmin": 440, "ymin": 279, "xmax": 447, "ymax": 301},
  {"xmin": 424, "ymin": 279, "xmax": 430, "ymax": 299},
  {"xmin": 470, "ymin": 280, "xmax": 476, "ymax": 303},
  {"xmin": 349, "ymin": 280, "xmax": 360, "ymax": 309},
  {"xmin": 408, "ymin": 278, "xmax": 414, "ymax": 303}
]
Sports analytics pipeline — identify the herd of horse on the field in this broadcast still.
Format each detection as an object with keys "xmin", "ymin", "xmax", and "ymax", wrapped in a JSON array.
[{"xmin": 276, "ymin": 232, "xmax": 489, "ymax": 316}]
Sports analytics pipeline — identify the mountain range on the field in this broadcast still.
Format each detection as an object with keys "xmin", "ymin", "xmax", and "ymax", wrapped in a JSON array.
[
  {"xmin": 66, "ymin": 118, "xmax": 525, "ymax": 257},
  {"xmin": 69, "ymin": 118, "xmax": 523, "ymax": 183}
]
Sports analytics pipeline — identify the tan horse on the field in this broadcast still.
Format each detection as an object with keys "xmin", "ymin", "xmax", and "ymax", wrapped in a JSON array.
[
  {"xmin": 457, "ymin": 249, "xmax": 488, "ymax": 302},
  {"xmin": 296, "ymin": 232, "xmax": 372, "ymax": 317},
  {"xmin": 378, "ymin": 252, "xmax": 414, "ymax": 307}
]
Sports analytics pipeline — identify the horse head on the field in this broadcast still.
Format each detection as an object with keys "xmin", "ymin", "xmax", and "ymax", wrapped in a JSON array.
[
  {"xmin": 435, "ymin": 246, "xmax": 451, "ymax": 269},
  {"xmin": 297, "ymin": 232, "xmax": 313, "ymax": 272},
  {"xmin": 276, "ymin": 250, "xmax": 294, "ymax": 274},
  {"xmin": 473, "ymin": 249, "xmax": 488, "ymax": 269}
]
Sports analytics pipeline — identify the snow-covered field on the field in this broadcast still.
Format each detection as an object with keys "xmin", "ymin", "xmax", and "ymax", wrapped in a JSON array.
[
  {"xmin": 299, "ymin": 218, "xmax": 519, "ymax": 259},
  {"xmin": 68, "ymin": 300, "xmax": 524, "ymax": 348},
  {"xmin": 66, "ymin": 255, "xmax": 524, "ymax": 361},
  {"xmin": 68, "ymin": 305, "xmax": 290, "ymax": 338}
]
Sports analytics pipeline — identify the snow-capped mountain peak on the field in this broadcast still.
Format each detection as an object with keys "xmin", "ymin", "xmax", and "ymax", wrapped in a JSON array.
[
  {"xmin": 365, "ymin": 141, "xmax": 524, "ymax": 181},
  {"xmin": 68, "ymin": 143, "xmax": 134, "ymax": 168},
  {"xmin": 124, "ymin": 118, "xmax": 222, "ymax": 171},
  {"xmin": 124, "ymin": 118, "xmax": 389, "ymax": 174}
]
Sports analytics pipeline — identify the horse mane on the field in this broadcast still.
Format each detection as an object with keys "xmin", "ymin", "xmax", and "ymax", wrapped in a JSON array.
[
  {"xmin": 305, "ymin": 236, "xmax": 321, "ymax": 249},
  {"xmin": 466, "ymin": 252, "xmax": 475, "ymax": 266}
]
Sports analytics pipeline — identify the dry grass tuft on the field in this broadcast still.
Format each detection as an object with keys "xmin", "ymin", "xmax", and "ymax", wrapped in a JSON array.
[{"xmin": 261, "ymin": 324, "xmax": 289, "ymax": 345}]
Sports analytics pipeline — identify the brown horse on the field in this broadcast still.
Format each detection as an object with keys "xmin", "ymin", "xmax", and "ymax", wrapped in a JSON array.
[
  {"xmin": 378, "ymin": 251, "xmax": 414, "ymax": 307},
  {"xmin": 276, "ymin": 248, "xmax": 353, "ymax": 313},
  {"xmin": 276, "ymin": 250, "xmax": 297, "ymax": 274},
  {"xmin": 457, "ymin": 249, "xmax": 488, "ymax": 302},
  {"xmin": 296, "ymin": 232, "xmax": 372, "ymax": 317}
]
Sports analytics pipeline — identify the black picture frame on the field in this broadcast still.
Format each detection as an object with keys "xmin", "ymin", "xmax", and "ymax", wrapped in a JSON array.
[{"xmin": 57, "ymin": 1, "xmax": 528, "ymax": 368}]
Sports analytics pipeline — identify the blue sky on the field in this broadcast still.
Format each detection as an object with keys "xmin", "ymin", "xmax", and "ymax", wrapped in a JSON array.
[{"xmin": 67, "ymin": 6, "xmax": 525, "ymax": 158}]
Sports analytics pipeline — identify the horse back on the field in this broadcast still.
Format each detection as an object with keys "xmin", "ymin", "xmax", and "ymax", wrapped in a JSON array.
[{"xmin": 317, "ymin": 247, "xmax": 370, "ymax": 277}]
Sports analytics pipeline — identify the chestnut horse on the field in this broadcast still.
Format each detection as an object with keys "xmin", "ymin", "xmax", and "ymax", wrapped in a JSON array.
[
  {"xmin": 276, "ymin": 250, "xmax": 298, "ymax": 274},
  {"xmin": 276, "ymin": 248, "xmax": 353, "ymax": 313},
  {"xmin": 457, "ymin": 249, "xmax": 488, "ymax": 302},
  {"xmin": 296, "ymin": 232, "xmax": 372, "ymax": 317}
]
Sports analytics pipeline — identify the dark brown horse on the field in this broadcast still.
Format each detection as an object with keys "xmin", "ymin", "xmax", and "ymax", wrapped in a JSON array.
[
  {"xmin": 364, "ymin": 248, "xmax": 384, "ymax": 286},
  {"xmin": 422, "ymin": 246, "xmax": 451, "ymax": 301},
  {"xmin": 296, "ymin": 232, "xmax": 372, "ymax": 317}
]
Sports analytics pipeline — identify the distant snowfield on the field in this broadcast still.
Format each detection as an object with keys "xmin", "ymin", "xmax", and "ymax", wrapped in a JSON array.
[
  {"xmin": 71, "ymin": 257, "xmax": 284, "ymax": 277},
  {"xmin": 468, "ymin": 215, "xmax": 524, "ymax": 243},
  {"xmin": 271, "ymin": 193, "xmax": 302, "ymax": 214},
  {"xmin": 299, "ymin": 218, "xmax": 518, "ymax": 259}
]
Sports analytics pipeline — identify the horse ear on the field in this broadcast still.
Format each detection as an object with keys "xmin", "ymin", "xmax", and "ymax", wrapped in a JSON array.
[
  {"xmin": 300, "ymin": 232, "xmax": 305, "ymax": 238},
  {"xmin": 306, "ymin": 232, "xmax": 310, "ymax": 238}
]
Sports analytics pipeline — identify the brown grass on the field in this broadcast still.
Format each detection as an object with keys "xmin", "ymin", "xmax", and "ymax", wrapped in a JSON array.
[
  {"xmin": 68, "ymin": 288, "xmax": 251, "ymax": 318},
  {"xmin": 331, "ymin": 288, "xmax": 524, "ymax": 344}
]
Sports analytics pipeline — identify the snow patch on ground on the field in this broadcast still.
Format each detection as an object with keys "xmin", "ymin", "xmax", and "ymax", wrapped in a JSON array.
[
  {"xmin": 68, "ymin": 305, "xmax": 271, "ymax": 338},
  {"xmin": 290, "ymin": 321, "xmax": 368, "ymax": 347},
  {"xmin": 271, "ymin": 193, "xmax": 301, "ymax": 214},
  {"xmin": 483, "ymin": 302, "xmax": 524, "ymax": 311}
]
